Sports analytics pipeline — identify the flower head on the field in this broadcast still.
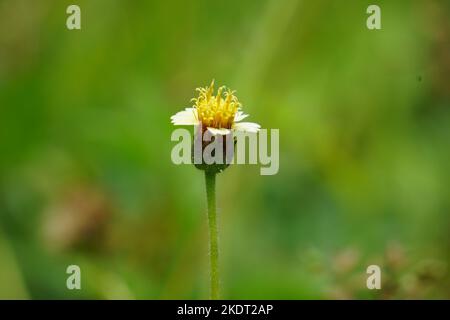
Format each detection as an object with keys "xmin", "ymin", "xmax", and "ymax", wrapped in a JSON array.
[{"xmin": 171, "ymin": 80, "xmax": 260, "ymax": 135}]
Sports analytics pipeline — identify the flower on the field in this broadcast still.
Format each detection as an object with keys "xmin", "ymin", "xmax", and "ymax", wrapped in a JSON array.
[{"xmin": 171, "ymin": 80, "xmax": 260, "ymax": 135}]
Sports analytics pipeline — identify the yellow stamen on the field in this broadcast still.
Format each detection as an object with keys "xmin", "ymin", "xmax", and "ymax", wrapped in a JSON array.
[{"xmin": 193, "ymin": 81, "xmax": 241, "ymax": 130}]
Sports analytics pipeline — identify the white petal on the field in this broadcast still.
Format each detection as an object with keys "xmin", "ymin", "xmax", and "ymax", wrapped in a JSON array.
[
  {"xmin": 233, "ymin": 122, "xmax": 261, "ymax": 133},
  {"xmin": 234, "ymin": 111, "xmax": 249, "ymax": 122},
  {"xmin": 170, "ymin": 108, "xmax": 198, "ymax": 125},
  {"xmin": 207, "ymin": 127, "xmax": 232, "ymax": 136}
]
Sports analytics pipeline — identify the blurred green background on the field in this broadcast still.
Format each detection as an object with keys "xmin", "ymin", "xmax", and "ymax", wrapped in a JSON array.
[{"xmin": 0, "ymin": 0, "xmax": 449, "ymax": 299}]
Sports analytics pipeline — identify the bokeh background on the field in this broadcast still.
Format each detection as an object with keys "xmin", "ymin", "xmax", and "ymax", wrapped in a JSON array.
[{"xmin": 0, "ymin": 0, "xmax": 449, "ymax": 299}]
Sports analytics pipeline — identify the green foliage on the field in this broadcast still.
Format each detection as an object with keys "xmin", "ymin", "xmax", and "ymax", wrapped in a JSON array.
[{"xmin": 0, "ymin": 0, "xmax": 449, "ymax": 299}]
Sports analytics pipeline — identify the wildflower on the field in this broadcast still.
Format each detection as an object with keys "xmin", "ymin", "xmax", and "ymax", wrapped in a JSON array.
[
  {"xmin": 170, "ymin": 80, "xmax": 261, "ymax": 299},
  {"xmin": 170, "ymin": 80, "xmax": 260, "ymax": 135}
]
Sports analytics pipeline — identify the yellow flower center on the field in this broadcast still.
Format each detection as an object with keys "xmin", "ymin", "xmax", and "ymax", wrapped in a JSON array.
[{"xmin": 192, "ymin": 80, "xmax": 240, "ymax": 129}]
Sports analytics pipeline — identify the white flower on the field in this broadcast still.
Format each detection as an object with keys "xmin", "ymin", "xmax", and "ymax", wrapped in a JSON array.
[{"xmin": 170, "ymin": 80, "xmax": 260, "ymax": 135}]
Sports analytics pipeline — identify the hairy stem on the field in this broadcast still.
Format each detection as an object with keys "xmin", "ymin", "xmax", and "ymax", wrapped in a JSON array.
[{"xmin": 205, "ymin": 171, "xmax": 219, "ymax": 299}]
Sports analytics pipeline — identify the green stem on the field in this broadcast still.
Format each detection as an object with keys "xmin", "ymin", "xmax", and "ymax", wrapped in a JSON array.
[{"xmin": 205, "ymin": 171, "xmax": 219, "ymax": 299}]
